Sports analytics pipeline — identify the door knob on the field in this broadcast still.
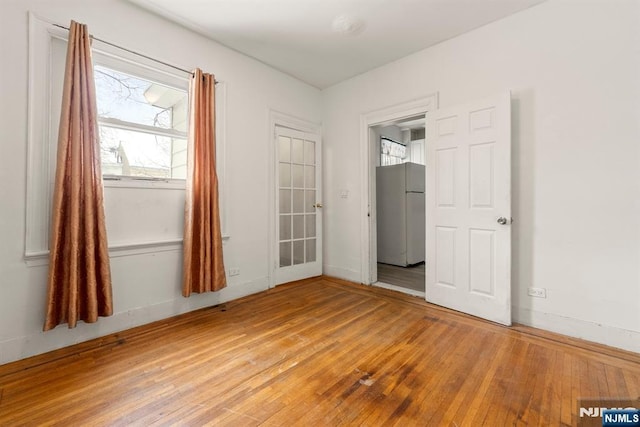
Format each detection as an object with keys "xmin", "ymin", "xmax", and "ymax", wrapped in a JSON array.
[
  {"xmin": 497, "ymin": 217, "xmax": 508, "ymax": 225},
  {"xmin": 313, "ymin": 203, "xmax": 323, "ymax": 208}
]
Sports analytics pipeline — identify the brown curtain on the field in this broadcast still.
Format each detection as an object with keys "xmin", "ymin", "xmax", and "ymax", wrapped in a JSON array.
[
  {"xmin": 182, "ymin": 69, "xmax": 227, "ymax": 296},
  {"xmin": 44, "ymin": 21, "xmax": 113, "ymax": 331}
]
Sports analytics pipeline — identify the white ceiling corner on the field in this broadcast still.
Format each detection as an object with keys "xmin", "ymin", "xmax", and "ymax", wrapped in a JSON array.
[{"xmin": 127, "ymin": 0, "xmax": 546, "ymax": 89}]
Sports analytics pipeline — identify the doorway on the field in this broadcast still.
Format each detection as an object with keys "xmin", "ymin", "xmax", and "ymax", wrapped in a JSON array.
[
  {"xmin": 269, "ymin": 111, "xmax": 322, "ymax": 287},
  {"xmin": 360, "ymin": 92, "xmax": 513, "ymax": 326},
  {"xmin": 359, "ymin": 95, "xmax": 437, "ymax": 294},
  {"xmin": 372, "ymin": 117, "xmax": 426, "ymax": 297}
]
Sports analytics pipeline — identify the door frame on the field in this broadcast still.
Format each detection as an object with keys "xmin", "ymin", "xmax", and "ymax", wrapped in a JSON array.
[
  {"xmin": 268, "ymin": 109, "xmax": 322, "ymax": 288},
  {"xmin": 359, "ymin": 94, "xmax": 438, "ymax": 286}
]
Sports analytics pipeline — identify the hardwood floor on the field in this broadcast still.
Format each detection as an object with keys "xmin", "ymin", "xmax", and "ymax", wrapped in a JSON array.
[
  {"xmin": 1, "ymin": 276, "xmax": 638, "ymax": 426},
  {"xmin": 377, "ymin": 262, "xmax": 425, "ymax": 293}
]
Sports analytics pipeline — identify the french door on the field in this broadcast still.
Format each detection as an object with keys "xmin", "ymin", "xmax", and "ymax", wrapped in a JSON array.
[{"xmin": 274, "ymin": 126, "xmax": 322, "ymax": 285}]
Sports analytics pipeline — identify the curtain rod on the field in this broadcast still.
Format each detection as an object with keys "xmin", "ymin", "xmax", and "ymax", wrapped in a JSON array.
[
  {"xmin": 53, "ymin": 23, "xmax": 219, "ymax": 84},
  {"xmin": 381, "ymin": 136, "xmax": 406, "ymax": 146}
]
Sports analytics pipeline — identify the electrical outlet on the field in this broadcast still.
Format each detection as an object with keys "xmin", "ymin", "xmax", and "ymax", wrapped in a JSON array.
[
  {"xmin": 527, "ymin": 287, "xmax": 546, "ymax": 298},
  {"xmin": 229, "ymin": 268, "xmax": 240, "ymax": 277}
]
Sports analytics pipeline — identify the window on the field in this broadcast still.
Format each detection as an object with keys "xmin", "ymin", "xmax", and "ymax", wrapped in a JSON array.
[
  {"xmin": 380, "ymin": 137, "xmax": 407, "ymax": 166},
  {"xmin": 94, "ymin": 65, "xmax": 188, "ymax": 180},
  {"xmin": 26, "ymin": 15, "xmax": 229, "ymax": 261}
]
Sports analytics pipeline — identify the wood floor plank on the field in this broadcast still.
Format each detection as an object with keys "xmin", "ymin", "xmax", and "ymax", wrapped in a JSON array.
[
  {"xmin": 377, "ymin": 262, "xmax": 425, "ymax": 292},
  {"xmin": 0, "ymin": 276, "xmax": 638, "ymax": 426}
]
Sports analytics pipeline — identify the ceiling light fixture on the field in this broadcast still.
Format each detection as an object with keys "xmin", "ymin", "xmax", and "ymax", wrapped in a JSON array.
[{"xmin": 332, "ymin": 15, "xmax": 366, "ymax": 36}]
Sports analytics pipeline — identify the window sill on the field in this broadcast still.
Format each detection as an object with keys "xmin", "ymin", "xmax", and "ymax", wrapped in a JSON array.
[
  {"xmin": 24, "ymin": 235, "xmax": 230, "ymax": 267},
  {"xmin": 103, "ymin": 177, "xmax": 186, "ymax": 190}
]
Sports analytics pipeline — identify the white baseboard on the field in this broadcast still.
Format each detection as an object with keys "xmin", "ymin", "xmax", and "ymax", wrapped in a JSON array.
[
  {"xmin": 514, "ymin": 307, "xmax": 640, "ymax": 354},
  {"xmin": 373, "ymin": 281, "xmax": 425, "ymax": 298},
  {"xmin": 323, "ymin": 264, "xmax": 361, "ymax": 283},
  {"xmin": 0, "ymin": 277, "xmax": 269, "ymax": 366}
]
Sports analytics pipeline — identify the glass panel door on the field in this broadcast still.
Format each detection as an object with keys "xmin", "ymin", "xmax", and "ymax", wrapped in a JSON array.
[{"xmin": 275, "ymin": 126, "xmax": 321, "ymax": 285}]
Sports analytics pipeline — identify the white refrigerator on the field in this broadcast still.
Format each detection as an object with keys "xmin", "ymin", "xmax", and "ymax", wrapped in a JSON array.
[{"xmin": 376, "ymin": 162, "xmax": 425, "ymax": 267}]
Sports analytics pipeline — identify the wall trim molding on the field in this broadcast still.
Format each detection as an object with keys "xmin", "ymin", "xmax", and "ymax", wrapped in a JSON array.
[
  {"xmin": 25, "ymin": 235, "xmax": 231, "ymax": 266},
  {"xmin": 514, "ymin": 307, "xmax": 640, "ymax": 354},
  {"xmin": 322, "ymin": 264, "xmax": 361, "ymax": 284},
  {"xmin": 268, "ymin": 109, "xmax": 322, "ymax": 135},
  {"xmin": 25, "ymin": 13, "xmax": 67, "ymax": 260},
  {"xmin": 0, "ymin": 276, "xmax": 268, "ymax": 366}
]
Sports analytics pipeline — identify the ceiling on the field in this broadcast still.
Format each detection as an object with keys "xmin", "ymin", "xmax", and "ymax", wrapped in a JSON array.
[{"xmin": 128, "ymin": 0, "xmax": 545, "ymax": 89}]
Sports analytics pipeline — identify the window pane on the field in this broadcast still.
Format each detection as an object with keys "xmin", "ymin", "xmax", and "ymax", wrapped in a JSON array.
[
  {"xmin": 279, "ymin": 215, "xmax": 291, "ymax": 241},
  {"xmin": 292, "ymin": 190, "xmax": 304, "ymax": 214},
  {"xmin": 305, "ymin": 166, "xmax": 315, "ymax": 189},
  {"xmin": 293, "ymin": 215, "xmax": 304, "ymax": 239},
  {"xmin": 279, "ymin": 189, "xmax": 291, "ymax": 214},
  {"xmin": 305, "ymin": 140, "xmax": 315, "ymax": 165},
  {"xmin": 293, "ymin": 240, "xmax": 304, "ymax": 265},
  {"xmin": 305, "ymin": 190, "xmax": 316, "ymax": 213},
  {"xmin": 292, "ymin": 138, "xmax": 304, "ymax": 164},
  {"xmin": 171, "ymin": 139, "xmax": 188, "ymax": 179},
  {"xmin": 279, "ymin": 242, "xmax": 292, "ymax": 267},
  {"xmin": 306, "ymin": 239, "xmax": 316, "ymax": 263},
  {"xmin": 306, "ymin": 214, "xmax": 316, "ymax": 238},
  {"xmin": 279, "ymin": 136, "xmax": 291, "ymax": 162},
  {"xmin": 292, "ymin": 164, "xmax": 304, "ymax": 188},
  {"xmin": 279, "ymin": 163, "xmax": 291, "ymax": 188},
  {"xmin": 95, "ymin": 66, "xmax": 187, "ymax": 130},
  {"xmin": 99, "ymin": 126, "xmax": 186, "ymax": 179},
  {"xmin": 380, "ymin": 138, "xmax": 407, "ymax": 166}
]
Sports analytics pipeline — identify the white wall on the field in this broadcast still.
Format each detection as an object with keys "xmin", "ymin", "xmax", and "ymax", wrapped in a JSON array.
[
  {"xmin": 322, "ymin": 0, "xmax": 640, "ymax": 352},
  {"xmin": 378, "ymin": 125, "xmax": 403, "ymax": 143},
  {"xmin": 0, "ymin": 0, "xmax": 321, "ymax": 364}
]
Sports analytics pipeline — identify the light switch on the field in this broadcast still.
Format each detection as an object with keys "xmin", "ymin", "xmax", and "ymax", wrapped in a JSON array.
[{"xmin": 340, "ymin": 189, "xmax": 349, "ymax": 198}]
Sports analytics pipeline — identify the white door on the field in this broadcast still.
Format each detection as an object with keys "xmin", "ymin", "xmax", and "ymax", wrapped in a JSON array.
[
  {"xmin": 426, "ymin": 92, "xmax": 511, "ymax": 325},
  {"xmin": 274, "ymin": 126, "xmax": 322, "ymax": 285}
]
